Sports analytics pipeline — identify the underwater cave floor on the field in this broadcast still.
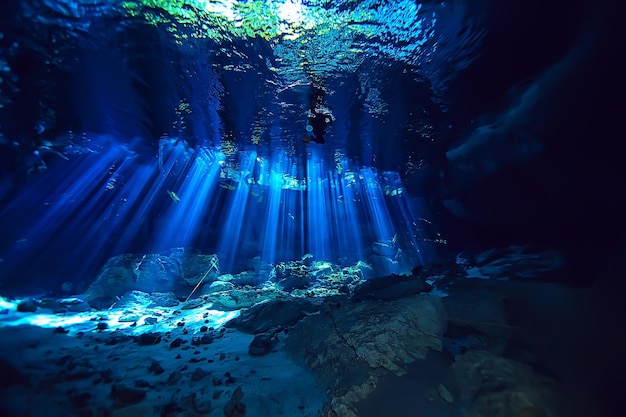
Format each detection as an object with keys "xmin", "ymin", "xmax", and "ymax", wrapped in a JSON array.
[{"xmin": 0, "ymin": 277, "xmax": 621, "ymax": 417}]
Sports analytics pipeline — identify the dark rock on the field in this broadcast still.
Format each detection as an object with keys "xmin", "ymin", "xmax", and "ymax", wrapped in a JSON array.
[
  {"xmin": 167, "ymin": 371, "xmax": 183, "ymax": 385},
  {"xmin": 160, "ymin": 402, "xmax": 184, "ymax": 416},
  {"xmin": 200, "ymin": 334, "xmax": 214, "ymax": 344},
  {"xmin": 223, "ymin": 387, "xmax": 246, "ymax": 417},
  {"xmin": 65, "ymin": 369, "xmax": 98, "ymax": 381},
  {"xmin": 248, "ymin": 333, "xmax": 278, "ymax": 356},
  {"xmin": 149, "ymin": 360, "xmax": 164, "ymax": 375},
  {"xmin": 230, "ymin": 298, "xmax": 319, "ymax": 334},
  {"xmin": 191, "ymin": 368, "xmax": 210, "ymax": 381},
  {"xmin": 96, "ymin": 322, "xmax": 108, "ymax": 331},
  {"xmin": 144, "ymin": 317, "xmax": 158, "ymax": 325},
  {"xmin": 17, "ymin": 299, "xmax": 38, "ymax": 312},
  {"xmin": 69, "ymin": 392, "xmax": 91, "ymax": 408},
  {"xmin": 110, "ymin": 384, "xmax": 146, "ymax": 405},
  {"xmin": 104, "ymin": 335, "xmax": 132, "ymax": 346},
  {"xmin": 137, "ymin": 332, "xmax": 162, "ymax": 345},
  {"xmin": 352, "ymin": 273, "xmax": 432, "ymax": 301},
  {"xmin": 0, "ymin": 309, "xmax": 9, "ymax": 314},
  {"xmin": 53, "ymin": 326, "xmax": 69, "ymax": 334},
  {"xmin": 170, "ymin": 338, "xmax": 183, "ymax": 348},
  {"xmin": 192, "ymin": 392, "xmax": 212, "ymax": 414},
  {"xmin": 472, "ymin": 246, "xmax": 565, "ymax": 280},
  {"xmin": 452, "ymin": 350, "xmax": 556, "ymax": 416},
  {"xmin": 0, "ymin": 358, "xmax": 30, "ymax": 388},
  {"xmin": 200, "ymin": 325, "xmax": 208, "ymax": 332},
  {"xmin": 134, "ymin": 379, "xmax": 152, "ymax": 388}
]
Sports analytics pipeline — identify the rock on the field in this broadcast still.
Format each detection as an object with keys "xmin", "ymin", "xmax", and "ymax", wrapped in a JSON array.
[
  {"xmin": 354, "ymin": 260, "xmax": 375, "ymax": 280},
  {"xmin": 191, "ymin": 368, "xmax": 210, "ymax": 381},
  {"xmin": 223, "ymin": 387, "xmax": 245, "ymax": 417},
  {"xmin": 143, "ymin": 317, "xmax": 158, "ymax": 325},
  {"xmin": 110, "ymin": 384, "xmax": 146, "ymax": 405},
  {"xmin": 442, "ymin": 286, "xmax": 511, "ymax": 355},
  {"xmin": 148, "ymin": 292, "xmax": 179, "ymax": 307},
  {"xmin": 181, "ymin": 298, "xmax": 204, "ymax": 310},
  {"xmin": 230, "ymin": 271, "xmax": 258, "ymax": 287},
  {"xmin": 352, "ymin": 273, "xmax": 431, "ymax": 301},
  {"xmin": 137, "ymin": 332, "xmax": 162, "ymax": 346},
  {"xmin": 118, "ymin": 314, "xmax": 140, "ymax": 323},
  {"xmin": 285, "ymin": 295, "xmax": 446, "ymax": 416},
  {"xmin": 166, "ymin": 249, "xmax": 220, "ymax": 286},
  {"xmin": 192, "ymin": 393, "xmax": 212, "ymax": 414},
  {"xmin": 452, "ymin": 350, "xmax": 555, "ymax": 417},
  {"xmin": 473, "ymin": 246, "xmax": 565, "ymax": 280},
  {"xmin": 301, "ymin": 253, "xmax": 315, "ymax": 266},
  {"xmin": 437, "ymin": 383, "xmax": 454, "ymax": 403},
  {"xmin": 110, "ymin": 404, "xmax": 155, "ymax": 417},
  {"xmin": 84, "ymin": 253, "xmax": 188, "ymax": 305},
  {"xmin": 248, "ymin": 333, "xmax": 278, "ymax": 356},
  {"xmin": 205, "ymin": 280, "xmax": 234, "ymax": 293},
  {"xmin": 17, "ymin": 299, "xmax": 38, "ymax": 312},
  {"xmin": 0, "ymin": 358, "xmax": 30, "ymax": 388},
  {"xmin": 167, "ymin": 371, "xmax": 183, "ymax": 385},
  {"xmin": 230, "ymin": 298, "xmax": 319, "ymax": 334},
  {"xmin": 210, "ymin": 288, "xmax": 281, "ymax": 310},
  {"xmin": 149, "ymin": 361, "xmax": 164, "ymax": 375}
]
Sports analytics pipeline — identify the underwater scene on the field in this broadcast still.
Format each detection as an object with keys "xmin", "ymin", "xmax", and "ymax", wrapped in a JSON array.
[{"xmin": 0, "ymin": 1, "xmax": 624, "ymax": 416}]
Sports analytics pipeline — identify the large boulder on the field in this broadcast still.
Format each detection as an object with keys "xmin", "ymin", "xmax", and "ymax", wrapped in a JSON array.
[
  {"xmin": 84, "ymin": 251, "xmax": 220, "ymax": 305},
  {"xmin": 285, "ymin": 294, "xmax": 446, "ymax": 417},
  {"xmin": 229, "ymin": 297, "xmax": 320, "ymax": 334}
]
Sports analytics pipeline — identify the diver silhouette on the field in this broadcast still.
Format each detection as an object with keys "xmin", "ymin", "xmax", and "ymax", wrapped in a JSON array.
[{"xmin": 303, "ymin": 89, "xmax": 334, "ymax": 144}]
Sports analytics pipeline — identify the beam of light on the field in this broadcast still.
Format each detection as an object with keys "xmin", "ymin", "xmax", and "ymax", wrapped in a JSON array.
[
  {"xmin": 391, "ymin": 193, "xmax": 438, "ymax": 266},
  {"xmin": 360, "ymin": 167, "xmax": 395, "ymax": 244},
  {"xmin": 1, "ymin": 133, "xmax": 438, "ymax": 287},
  {"xmin": 109, "ymin": 140, "xmax": 188, "ymax": 255},
  {"xmin": 217, "ymin": 149, "xmax": 257, "ymax": 271},
  {"xmin": 329, "ymin": 168, "xmax": 364, "ymax": 264},
  {"xmin": 153, "ymin": 148, "xmax": 222, "ymax": 250},
  {"xmin": 0, "ymin": 135, "xmax": 144, "ymax": 279},
  {"xmin": 305, "ymin": 149, "xmax": 332, "ymax": 260}
]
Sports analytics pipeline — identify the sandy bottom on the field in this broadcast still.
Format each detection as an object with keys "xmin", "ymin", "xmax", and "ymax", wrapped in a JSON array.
[{"xmin": 0, "ymin": 300, "xmax": 326, "ymax": 417}]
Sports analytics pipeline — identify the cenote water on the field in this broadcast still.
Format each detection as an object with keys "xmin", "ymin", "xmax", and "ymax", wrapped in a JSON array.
[{"xmin": 0, "ymin": 1, "xmax": 623, "ymax": 417}]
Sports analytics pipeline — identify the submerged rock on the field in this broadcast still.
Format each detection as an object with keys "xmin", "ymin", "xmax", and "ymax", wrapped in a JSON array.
[
  {"xmin": 352, "ymin": 273, "xmax": 432, "ymax": 301},
  {"xmin": 84, "ymin": 251, "xmax": 222, "ymax": 305},
  {"xmin": 285, "ymin": 294, "xmax": 446, "ymax": 417},
  {"xmin": 229, "ymin": 297, "xmax": 319, "ymax": 334},
  {"xmin": 452, "ymin": 350, "xmax": 555, "ymax": 417},
  {"xmin": 248, "ymin": 333, "xmax": 278, "ymax": 356},
  {"xmin": 471, "ymin": 246, "xmax": 565, "ymax": 280}
]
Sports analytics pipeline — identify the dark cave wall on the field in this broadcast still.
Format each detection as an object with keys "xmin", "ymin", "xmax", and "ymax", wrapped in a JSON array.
[{"xmin": 428, "ymin": 0, "xmax": 626, "ymax": 274}]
